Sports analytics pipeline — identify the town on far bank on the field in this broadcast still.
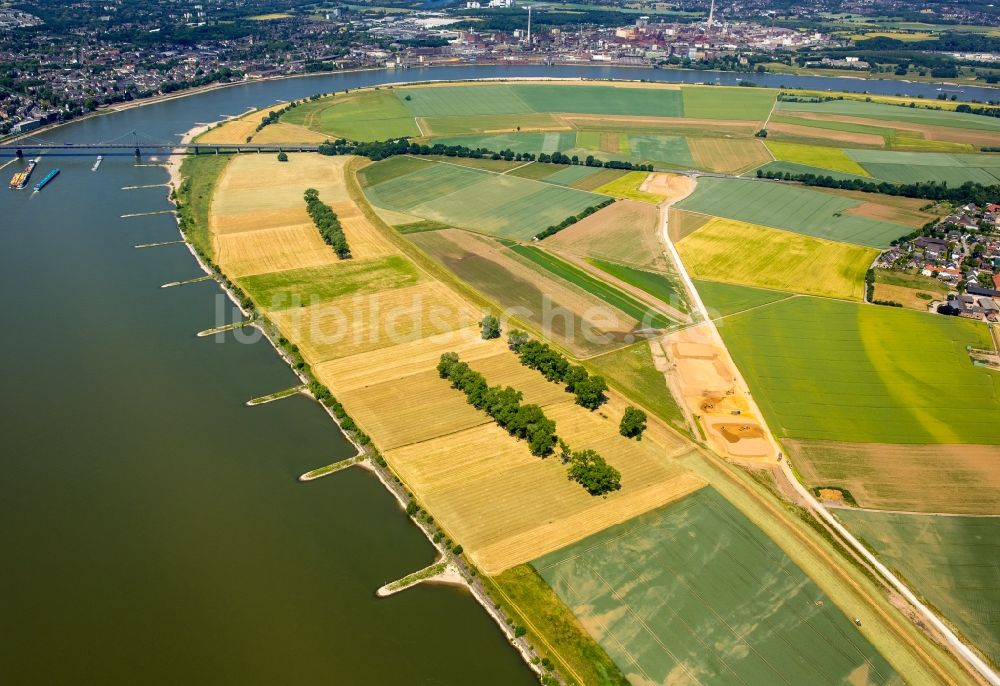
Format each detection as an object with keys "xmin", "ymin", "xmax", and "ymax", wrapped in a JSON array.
[{"xmin": 877, "ymin": 201, "xmax": 1000, "ymax": 321}]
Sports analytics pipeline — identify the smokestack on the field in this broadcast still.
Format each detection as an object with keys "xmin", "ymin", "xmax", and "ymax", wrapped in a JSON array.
[
  {"xmin": 707, "ymin": 0, "xmax": 714, "ymax": 30},
  {"xmin": 527, "ymin": 5, "xmax": 532, "ymax": 44}
]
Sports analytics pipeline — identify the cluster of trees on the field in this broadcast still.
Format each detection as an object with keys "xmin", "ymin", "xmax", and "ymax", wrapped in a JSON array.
[
  {"xmin": 303, "ymin": 188, "xmax": 351, "ymax": 259},
  {"xmin": 437, "ymin": 351, "xmax": 621, "ymax": 495},
  {"xmin": 755, "ymin": 169, "xmax": 999, "ymax": 206},
  {"xmin": 437, "ymin": 352, "xmax": 557, "ymax": 457},
  {"xmin": 315, "ymin": 137, "xmax": 651, "ymax": 171},
  {"xmin": 565, "ymin": 449, "xmax": 622, "ymax": 496},
  {"xmin": 535, "ymin": 199, "xmax": 614, "ymax": 240},
  {"xmin": 256, "ymin": 100, "xmax": 297, "ymax": 133},
  {"xmin": 509, "ymin": 334, "xmax": 608, "ymax": 411},
  {"xmin": 955, "ymin": 103, "xmax": 1000, "ymax": 120}
]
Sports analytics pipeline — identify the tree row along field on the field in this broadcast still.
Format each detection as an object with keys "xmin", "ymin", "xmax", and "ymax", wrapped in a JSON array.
[{"xmin": 208, "ymin": 152, "xmax": 707, "ymax": 579}]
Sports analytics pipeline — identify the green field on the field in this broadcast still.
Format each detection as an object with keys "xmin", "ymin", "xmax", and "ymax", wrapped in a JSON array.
[
  {"xmin": 586, "ymin": 342, "xmax": 685, "ymax": 428},
  {"xmin": 874, "ymin": 269, "xmax": 949, "ymax": 293},
  {"xmin": 534, "ymin": 487, "xmax": 901, "ymax": 686},
  {"xmin": 238, "ymin": 255, "xmax": 420, "ymax": 307},
  {"xmin": 677, "ymin": 218, "xmax": 877, "ymax": 300},
  {"xmin": 512, "ymin": 83, "xmax": 683, "ymax": 117},
  {"xmin": 399, "ymin": 84, "xmax": 535, "ymax": 117},
  {"xmin": 539, "ymin": 164, "xmax": 605, "ymax": 186},
  {"xmin": 720, "ymin": 296, "xmax": 1000, "ymax": 444},
  {"xmin": 674, "ymin": 177, "xmax": 913, "ymax": 248},
  {"xmin": 585, "ymin": 258, "xmax": 689, "ymax": 313},
  {"xmin": 432, "ymin": 132, "xmax": 578, "ymax": 155},
  {"xmin": 490, "ymin": 566, "xmax": 630, "ymax": 686},
  {"xmin": 282, "ymin": 90, "xmax": 421, "ymax": 141},
  {"xmin": 845, "ymin": 149, "xmax": 1000, "ymax": 184},
  {"xmin": 363, "ymin": 160, "xmax": 607, "ymax": 240},
  {"xmin": 681, "ymin": 85, "xmax": 777, "ymax": 120},
  {"xmin": 357, "ymin": 155, "xmax": 433, "ymax": 187},
  {"xmin": 176, "ymin": 154, "xmax": 231, "ymax": 259},
  {"xmin": 694, "ymin": 279, "xmax": 795, "ymax": 317},
  {"xmin": 836, "ymin": 510, "xmax": 1000, "ymax": 667},
  {"xmin": 765, "ymin": 141, "xmax": 870, "ymax": 176},
  {"xmin": 777, "ymin": 98, "xmax": 1000, "ymax": 131},
  {"xmin": 508, "ymin": 244, "xmax": 677, "ymax": 329}
]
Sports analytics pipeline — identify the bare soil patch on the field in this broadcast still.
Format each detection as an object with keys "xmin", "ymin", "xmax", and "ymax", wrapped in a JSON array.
[{"xmin": 543, "ymin": 200, "xmax": 667, "ymax": 270}]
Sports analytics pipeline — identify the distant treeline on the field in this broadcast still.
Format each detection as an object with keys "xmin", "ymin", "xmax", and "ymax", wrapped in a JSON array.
[
  {"xmin": 756, "ymin": 169, "xmax": 999, "ymax": 206},
  {"xmin": 304, "ymin": 188, "xmax": 351, "ymax": 259},
  {"xmin": 510, "ymin": 334, "xmax": 608, "ymax": 411},
  {"xmin": 317, "ymin": 137, "xmax": 654, "ymax": 172},
  {"xmin": 256, "ymin": 101, "xmax": 297, "ymax": 133}
]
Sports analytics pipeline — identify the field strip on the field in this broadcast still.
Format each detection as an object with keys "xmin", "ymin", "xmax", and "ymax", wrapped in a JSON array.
[
  {"xmin": 502, "ymin": 161, "xmax": 535, "ymax": 175},
  {"xmin": 830, "ymin": 505, "xmax": 1000, "ymax": 518},
  {"xmin": 708, "ymin": 293, "xmax": 799, "ymax": 320}
]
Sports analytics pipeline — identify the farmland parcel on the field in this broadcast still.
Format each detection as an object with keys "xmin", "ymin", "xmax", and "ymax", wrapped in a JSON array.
[
  {"xmin": 674, "ymin": 177, "xmax": 913, "ymax": 248},
  {"xmin": 535, "ymin": 487, "xmax": 902, "ymax": 686},
  {"xmin": 677, "ymin": 218, "xmax": 877, "ymax": 300},
  {"xmin": 836, "ymin": 510, "xmax": 1000, "ymax": 668}
]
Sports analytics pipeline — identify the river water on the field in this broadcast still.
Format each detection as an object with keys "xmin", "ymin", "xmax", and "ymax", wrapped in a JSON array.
[{"xmin": 0, "ymin": 64, "xmax": 985, "ymax": 684}]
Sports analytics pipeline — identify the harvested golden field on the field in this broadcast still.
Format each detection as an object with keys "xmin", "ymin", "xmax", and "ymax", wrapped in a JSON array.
[
  {"xmin": 543, "ymin": 200, "xmax": 667, "ymax": 270},
  {"xmin": 270, "ymin": 280, "xmax": 480, "ymax": 362},
  {"xmin": 209, "ymin": 150, "xmax": 707, "ymax": 579},
  {"xmin": 197, "ymin": 105, "xmax": 285, "ymax": 144},
  {"xmin": 211, "ymin": 153, "xmax": 348, "ymax": 217},
  {"xmin": 785, "ymin": 440, "xmax": 1000, "ymax": 514},
  {"xmin": 215, "ymin": 224, "xmax": 340, "ymax": 277},
  {"xmin": 688, "ymin": 137, "xmax": 771, "ymax": 174},
  {"xmin": 384, "ymin": 360, "xmax": 703, "ymax": 573},
  {"xmin": 251, "ymin": 122, "xmax": 329, "ymax": 144},
  {"xmin": 564, "ymin": 114, "xmax": 758, "ymax": 135},
  {"xmin": 314, "ymin": 325, "xmax": 491, "ymax": 392},
  {"xmin": 211, "ymin": 154, "xmax": 394, "ymax": 260}
]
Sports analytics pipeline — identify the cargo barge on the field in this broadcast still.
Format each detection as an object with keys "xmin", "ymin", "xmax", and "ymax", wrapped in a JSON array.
[
  {"xmin": 9, "ymin": 160, "xmax": 37, "ymax": 189},
  {"xmin": 33, "ymin": 168, "xmax": 59, "ymax": 192}
]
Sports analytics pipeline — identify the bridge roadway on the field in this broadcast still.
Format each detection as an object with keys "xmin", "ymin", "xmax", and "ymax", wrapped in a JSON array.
[{"xmin": 0, "ymin": 143, "xmax": 321, "ymax": 157}]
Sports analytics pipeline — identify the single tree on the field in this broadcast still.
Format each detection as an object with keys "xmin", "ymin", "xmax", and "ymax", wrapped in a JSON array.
[
  {"xmin": 567, "ymin": 449, "xmax": 621, "ymax": 496},
  {"xmin": 574, "ymin": 375, "xmax": 608, "ymax": 410},
  {"xmin": 277, "ymin": 151, "xmax": 288, "ymax": 162},
  {"xmin": 619, "ymin": 406, "xmax": 647, "ymax": 439},
  {"xmin": 507, "ymin": 329, "xmax": 529, "ymax": 352},
  {"xmin": 480, "ymin": 314, "xmax": 501, "ymax": 340}
]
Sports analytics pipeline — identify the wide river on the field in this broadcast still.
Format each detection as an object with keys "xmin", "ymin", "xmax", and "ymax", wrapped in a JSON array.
[{"xmin": 0, "ymin": 64, "xmax": 988, "ymax": 684}]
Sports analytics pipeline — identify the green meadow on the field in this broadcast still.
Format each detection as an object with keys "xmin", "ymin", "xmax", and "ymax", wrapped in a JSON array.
[
  {"xmin": 282, "ymin": 90, "xmax": 420, "ymax": 141},
  {"xmin": 837, "ymin": 510, "xmax": 1000, "ymax": 667},
  {"xmin": 363, "ymin": 160, "xmax": 607, "ymax": 240},
  {"xmin": 238, "ymin": 255, "xmax": 420, "ymax": 307},
  {"xmin": 719, "ymin": 297, "xmax": 1000, "ymax": 444},
  {"xmin": 534, "ymin": 487, "xmax": 900, "ymax": 686},
  {"xmin": 695, "ymin": 279, "xmax": 795, "ymax": 317},
  {"xmin": 681, "ymin": 85, "xmax": 777, "ymax": 120},
  {"xmin": 586, "ymin": 258, "xmax": 690, "ymax": 313}
]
